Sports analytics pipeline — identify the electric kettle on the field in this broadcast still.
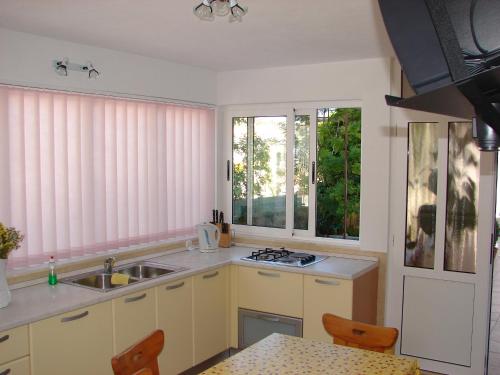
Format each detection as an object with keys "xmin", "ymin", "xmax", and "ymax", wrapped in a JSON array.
[{"xmin": 197, "ymin": 223, "xmax": 220, "ymax": 252}]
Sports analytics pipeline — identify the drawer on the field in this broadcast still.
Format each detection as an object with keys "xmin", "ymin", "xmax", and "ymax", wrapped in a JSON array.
[
  {"xmin": 0, "ymin": 356, "xmax": 30, "ymax": 375},
  {"xmin": 238, "ymin": 266, "xmax": 303, "ymax": 318},
  {"xmin": 0, "ymin": 326, "xmax": 29, "ymax": 365}
]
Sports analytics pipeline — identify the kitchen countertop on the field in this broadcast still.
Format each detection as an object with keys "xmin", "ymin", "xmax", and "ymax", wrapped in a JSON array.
[
  {"xmin": 201, "ymin": 333, "xmax": 420, "ymax": 375},
  {"xmin": 0, "ymin": 246, "xmax": 377, "ymax": 332}
]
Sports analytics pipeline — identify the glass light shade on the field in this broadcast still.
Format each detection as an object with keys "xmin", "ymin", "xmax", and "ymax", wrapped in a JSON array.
[
  {"xmin": 193, "ymin": 0, "xmax": 214, "ymax": 21},
  {"xmin": 229, "ymin": 1, "xmax": 247, "ymax": 22},
  {"xmin": 214, "ymin": 0, "xmax": 230, "ymax": 16}
]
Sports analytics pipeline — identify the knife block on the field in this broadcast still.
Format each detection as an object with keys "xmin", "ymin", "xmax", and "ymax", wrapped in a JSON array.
[{"xmin": 217, "ymin": 224, "xmax": 232, "ymax": 248}]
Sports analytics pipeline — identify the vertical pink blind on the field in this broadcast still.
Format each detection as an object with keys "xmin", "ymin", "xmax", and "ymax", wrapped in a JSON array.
[{"xmin": 0, "ymin": 86, "xmax": 215, "ymax": 267}]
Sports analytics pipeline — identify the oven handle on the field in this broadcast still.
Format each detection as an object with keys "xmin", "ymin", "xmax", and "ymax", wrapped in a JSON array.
[{"xmin": 257, "ymin": 315, "xmax": 281, "ymax": 322}]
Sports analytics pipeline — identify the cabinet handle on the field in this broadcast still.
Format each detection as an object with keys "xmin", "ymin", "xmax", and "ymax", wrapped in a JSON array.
[
  {"xmin": 125, "ymin": 293, "xmax": 147, "ymax": 303},
  {"xmin": 257, "ymin": 315, "xmax": 280, "ymax": 322},
  {"xmin": 0, "ymin": 369, "xmax": 11, "ymax": 375},
  {"xmin": 314, "ymin": 278, "xmax": 340, "ymax": 286},
  {"xmin": 61, "ymin": 310, "xmax": 89, "ymax": 323},
  {"xmin": 166, "ymin": 281, "xmax": 185, "ymax": 290},
  {"xmin": 0, "ymin": 334, "xmax": 9, "ymax": 343},
  {"xmin": 258, "ymin": 270, "xmax": 280, "ymax": 278},
  {"xmin": 203, "ymin": 271, "xmax": 219, "ymax": 279}
]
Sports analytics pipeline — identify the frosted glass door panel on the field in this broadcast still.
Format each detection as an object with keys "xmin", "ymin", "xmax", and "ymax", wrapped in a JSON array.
[
  {"xmin": 444, "ymin": 122, "xmax": 479, "ymax": 274},
  {"xmin": 405, "ymin": 123, "xmax": 438, "ymax": 269}
]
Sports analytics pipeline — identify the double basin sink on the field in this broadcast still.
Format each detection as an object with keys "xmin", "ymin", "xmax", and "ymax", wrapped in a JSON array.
[{"xmin": 61, "ymin": 261, "xmax": 186, "ymax": 292}]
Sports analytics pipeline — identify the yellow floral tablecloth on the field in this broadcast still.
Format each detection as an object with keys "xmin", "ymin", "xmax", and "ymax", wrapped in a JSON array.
[{"xmin": 202, "ymin": 333, "xmax": 420, "ymax": 375}]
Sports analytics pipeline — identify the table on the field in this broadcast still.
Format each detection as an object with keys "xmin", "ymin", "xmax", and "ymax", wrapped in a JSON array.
[{"xmin": 202, "ymin": 333, "xmax": 420, "ymax": 375}]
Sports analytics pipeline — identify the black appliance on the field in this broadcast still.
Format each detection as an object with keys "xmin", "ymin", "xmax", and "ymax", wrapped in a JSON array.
[
  {"xmin": 241, "ymin": 248, "xmax": 326, "ymax": 268},
  {"xmin": 378, "ymin": 0, "xmax": 500, "ymax": 150}
]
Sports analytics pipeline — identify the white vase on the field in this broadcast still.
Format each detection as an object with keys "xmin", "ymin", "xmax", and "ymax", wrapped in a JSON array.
[{"xmin": 0, "ymin": 259, "xmax": 11, "ymax": 308}]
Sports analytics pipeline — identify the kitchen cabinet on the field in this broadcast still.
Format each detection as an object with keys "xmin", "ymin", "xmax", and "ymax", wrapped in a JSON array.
[
  {"xmin": 30, "ymin": 301, "xmax": 113, "ymax": 375},
  {"xmin": 113, "ymin": 288, "xmax": 156, "ymax": 354},
  {"xmin": 238, "ymin": 266, "xmax": 303, "ymax": 318},
  {"xmin": 193, "ymin": 267, "xmax": 228, "ymax": 364},
  {"xmin": 157, "ymin": 277, "xmax": 193, "ymax": 375},
  {"xmin": 303, "ymin": 275, "xmax": 353, "ymax": 342},
  {"xmin": 303, "ymin": 268, "xmax": 378, "ymax": 343},
  {"xmin": 0, "ymin": 356, "xmax": 30, "ymax": 375},
  {"xmin": 0, "ymin": 325, "xmax": 29, "ymax": 366}
]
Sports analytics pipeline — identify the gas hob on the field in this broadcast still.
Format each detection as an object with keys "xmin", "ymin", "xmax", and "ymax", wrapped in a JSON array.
[{"xmin": 241, "ymin": 248, "xmax": 327, "ymax": 268}]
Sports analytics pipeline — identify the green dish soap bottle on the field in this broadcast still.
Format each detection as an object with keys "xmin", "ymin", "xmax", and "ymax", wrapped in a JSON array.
[{"xmin": 48, "ymin": 256, "xmax": 58, "ymax": 285}]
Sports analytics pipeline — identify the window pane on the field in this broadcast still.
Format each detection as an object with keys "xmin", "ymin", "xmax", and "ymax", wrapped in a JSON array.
[
  {"xmin": 444, "ymin": 122, "xmax": 479, "ymax": 274},
  {"xmin": 316, "ymin": 108, "xmax": 361, "ymax": 239},
  {"xmin": 294, "ymin": 115, "xmax": 310, "ymax": 230},
  {"xmin": 232, "ymin": 117, "xmax": 248, "ymax": 225},
  {"xmin": 252, "ymin": 116, "xmax": 287, "ymax": 228},
  {"xmin": 405, "ymin": 123, "xmax": 438, "ymax": 269}
]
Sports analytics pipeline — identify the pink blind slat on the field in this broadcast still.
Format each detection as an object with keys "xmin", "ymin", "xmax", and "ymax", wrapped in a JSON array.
[{"xmin": 0, "ymin": 86, "xmax": 215, "ymax": 268}]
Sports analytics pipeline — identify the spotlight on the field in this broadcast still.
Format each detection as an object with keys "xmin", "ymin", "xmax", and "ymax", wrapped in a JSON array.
[
  {"xmin": 55, "ymin": 58, "xmax": 68, "ymax": 76},
  {"xmin": 84, "ymin": 62, "xmax": 100, "ymax": 79},
  {"xmin": 193, "ymin": 0, "xmax": 215, "ymax": 21}
]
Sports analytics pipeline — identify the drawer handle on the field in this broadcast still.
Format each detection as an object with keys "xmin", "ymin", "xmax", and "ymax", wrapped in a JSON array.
[
  {"xmin": 203, "ymin": 271, "xmax": 219, "ymax": 279},
  {"xmin": 125, "ymin": 293, "xmax": 147, "ymax": 303},
  {"xmin": 0, "ymin": 369, "xmax": 11, "ymax": 375},
  {"xmin": 315, "ymin": 278, "xmax": 340, "ymax": 286},
  {"xmin": 61, "ymin": 310, "xmax": 89, "ymax": 323},
  {"xmin": 258, "ymin": 270, "xmax": 280, "ymax": 278},
  {"xmin": 0, "ymin": 334, "xmax": 9, "ymax": 343},
  {"xmin": 257, "ymin": 315, "xmax": 280, "ymax": 322},
  {"xmin": 166, "ymin": 281, "xmax": 185, "ymax": 290}
]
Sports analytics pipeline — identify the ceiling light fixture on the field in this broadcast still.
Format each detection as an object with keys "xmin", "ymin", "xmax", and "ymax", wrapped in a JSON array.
[
  {"xmin": 54, "ymin": 58, "xmax": 100, "ymax": 79},
  {"xmin": 193, "ymin": 0, "xmax": 247, "ymax": 22}
]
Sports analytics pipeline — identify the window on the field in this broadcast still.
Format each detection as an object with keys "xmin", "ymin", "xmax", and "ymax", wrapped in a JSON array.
[
  {"xmin": 0, "ymin": 86, "xmax": 215, "ymax": 267},
  {"xmin": 231, "ymin": 106, "xmax": 361, "ymax": 241}
]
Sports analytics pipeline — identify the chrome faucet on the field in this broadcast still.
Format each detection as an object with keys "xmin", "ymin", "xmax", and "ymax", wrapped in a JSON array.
[{"xmin": 104, "ymin": 257, "xmax": 116, "ymax": 274}]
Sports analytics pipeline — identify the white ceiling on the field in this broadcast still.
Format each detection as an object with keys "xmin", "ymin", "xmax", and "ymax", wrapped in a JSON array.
[{"xmin": 0, "ymin": 0, "xmax": 394, "ymax": 72}]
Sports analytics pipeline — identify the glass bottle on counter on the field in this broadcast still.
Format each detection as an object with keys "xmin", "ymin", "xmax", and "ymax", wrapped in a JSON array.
[{"xmin": 48, "ymin": 256, "xmax": 58, "ymax": 285}]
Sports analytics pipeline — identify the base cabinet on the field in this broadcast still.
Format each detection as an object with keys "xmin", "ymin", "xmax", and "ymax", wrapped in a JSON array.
[
  {"xmin": 157, "ymin": 277, "xmax": 193, "ymax": 375},
  {"xmin": 193, "ymin": 267, "xmax": 228, "ymax": 365},
  {"xmin": 113, "ymin": 288, "xmax": 156, "ymax": 354},
  {"xmin": 30, "ymin": 302, "xmax": 113, "ymax": 375},
  {"xmin": 303, "ymin": 275, "xmax": 353, "ymax": 342}
]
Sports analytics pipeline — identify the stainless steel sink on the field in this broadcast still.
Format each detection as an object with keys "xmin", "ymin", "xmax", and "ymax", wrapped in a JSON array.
[
  {"xmin": 117, "ymin": 264, "xmax": 173, "ymax": 279},
  {"xmin": 61, "ymin": 261, "xmax": 186, "ymax": 292}
]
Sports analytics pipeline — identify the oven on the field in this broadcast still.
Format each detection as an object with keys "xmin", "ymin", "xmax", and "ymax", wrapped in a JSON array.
[{"xmin": 238, "ymin": 308, "xmax": 303, "ymax": 349}]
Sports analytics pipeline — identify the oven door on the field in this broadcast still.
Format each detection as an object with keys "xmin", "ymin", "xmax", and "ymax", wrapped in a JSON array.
[{"xmin": 238, "ymin": 308, "xmax": 303, "ymax": 349}]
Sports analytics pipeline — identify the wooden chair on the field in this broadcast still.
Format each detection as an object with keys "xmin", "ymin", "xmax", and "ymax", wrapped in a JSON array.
[
  {"xmin": 322, "ymin": 313, "xmax": 398, "ymax": 353},
  {"xmin": 111, "ymin": 330, "xmax": 165, "ymax": 375}
]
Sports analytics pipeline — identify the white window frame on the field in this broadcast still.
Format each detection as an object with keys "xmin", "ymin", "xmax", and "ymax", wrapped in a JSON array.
[{"xmin": 221, "ymin": 100, "xmax": 362, "ymax": 246}]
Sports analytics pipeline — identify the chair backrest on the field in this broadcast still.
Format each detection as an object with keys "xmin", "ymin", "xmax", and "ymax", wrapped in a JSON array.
[
  {"xmin": 322, "ymin": 313, "xmax": 398, "ymax": 353},
  {"xmin": 111, "ymin": 330, "xmax": 165, "ymax": 375}
]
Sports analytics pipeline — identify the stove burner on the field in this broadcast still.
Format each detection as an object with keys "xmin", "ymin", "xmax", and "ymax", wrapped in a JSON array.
[{"xmin": 243, "ymin": 247, "xmax": 326, "ymax": 268}]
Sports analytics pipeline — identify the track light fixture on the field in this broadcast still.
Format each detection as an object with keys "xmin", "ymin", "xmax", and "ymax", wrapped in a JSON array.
[
  {"xmin": 54, "ymin": 58, "xmax": 100, "ymax": 79},
  {"xmin": 193, "ymin": 0, "xmax": 247, "ymax": 22}
]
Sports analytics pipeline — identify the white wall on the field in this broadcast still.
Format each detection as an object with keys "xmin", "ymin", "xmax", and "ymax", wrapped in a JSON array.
[
  {"xmin": 0, "ymin": 28, "xmax": 217, "ymax": 105},
  {"xmin": 217, "ymin": 58, "xmax": 392, "ymax": 253}
]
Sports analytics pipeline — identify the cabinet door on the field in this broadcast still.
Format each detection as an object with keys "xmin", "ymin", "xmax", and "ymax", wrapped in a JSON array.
[
  {"xmin": 113, "ymin": 288, "xmax": 156, "ymax": 354},
  {"xmin": 0, "ymin": 325, "xmax": 29, "ymax": 365},
  {"xmin": 157, "ymin": 277, "xmax": 193, "ymax": 375},
  {"xmin": 30, "ymin": 302, "xmax": 113, "ymax": 375},
  {"xmin": 193, "ymin": 267, "xmax": 228, "ymax": 365},
  {"xmin": 303, "ymin": 275, "xmax": 353, "ymax": 342},
  {"xmin": 238, "ymin": 266, "xmax": 303, "ymax": 318},
  {"xmin": 0, "ymin": 356, "xmax": 30, "ymax": 375}
]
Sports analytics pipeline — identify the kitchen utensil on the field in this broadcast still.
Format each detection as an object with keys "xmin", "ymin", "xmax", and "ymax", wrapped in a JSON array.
[{"xmin": 197, "ymin": 223, "xmax": 220, "ymax": 252}]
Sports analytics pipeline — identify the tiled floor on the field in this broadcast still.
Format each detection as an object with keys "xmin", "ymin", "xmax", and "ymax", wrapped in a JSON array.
[{"xmin": 490, "ymin": 254, "xmax": 500, "ymax": 375}]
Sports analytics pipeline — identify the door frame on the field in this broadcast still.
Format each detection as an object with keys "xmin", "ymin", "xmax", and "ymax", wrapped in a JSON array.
[{"xmin": 386, "ymin": 107, "xmax": 496, "ymax": 374}]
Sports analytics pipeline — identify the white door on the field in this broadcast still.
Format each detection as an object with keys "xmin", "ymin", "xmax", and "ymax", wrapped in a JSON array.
[{"xmin": 386, "ymin": 107, "xmax": 496, "ymax": 375}]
